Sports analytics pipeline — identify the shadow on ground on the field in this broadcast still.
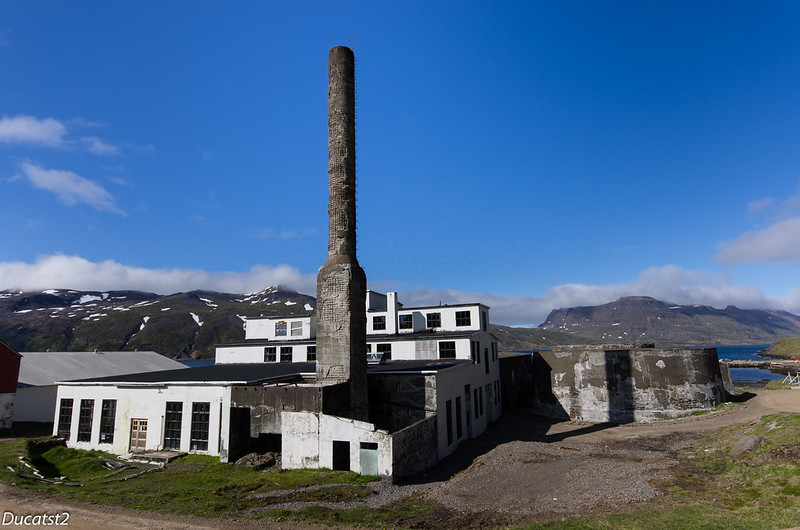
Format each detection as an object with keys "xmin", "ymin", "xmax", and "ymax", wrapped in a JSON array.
[{"xmin": 401, "ymin": 390, "xmax": 756, "ymax": 486}]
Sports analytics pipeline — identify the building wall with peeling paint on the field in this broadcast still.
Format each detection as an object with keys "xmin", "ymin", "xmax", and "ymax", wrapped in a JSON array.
[{"xmin": 530, "ymin": 345, "xmax": 726, "ymax": 422}]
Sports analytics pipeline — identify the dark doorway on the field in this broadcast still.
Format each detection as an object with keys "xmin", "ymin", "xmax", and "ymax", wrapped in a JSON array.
[
  {"xmin": 605, "ymin": 349, "xmax": 635, "ymax": 423},
  {"xmin": 228, "ymin": 407, "xmax": 251, "ymax": 461},
  {"xmin": 332, "ymin": 440, "xmax": 350, "ymax": 471}
]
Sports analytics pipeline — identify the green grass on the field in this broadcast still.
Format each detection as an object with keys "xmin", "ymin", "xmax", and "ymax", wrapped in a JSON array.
[{"xmin": 764, "ymin": 337, "xmax": 800, "ymax": 359}]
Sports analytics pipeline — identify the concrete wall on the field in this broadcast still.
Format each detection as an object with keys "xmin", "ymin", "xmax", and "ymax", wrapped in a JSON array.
[
  {"xmin": 230, "ymin": 384, "xmax": 325, "ymax": 436},
  {"xmin": 54, "ymin": 384, "xmax": 232, "ymax": 459},
  {"xmin": 0, "ymin": 393, "xmax": 14, "ymax": 430},
  {"xmin": 391, "ymin": 415, "xmax": 438, "ymax": 481},
  {"xmin": 367, "ymin": 373, "xmax": 435, "ymax": 431},
  {"xmin": 531, "ymin": 345, "xmax": 727, "ymax": 422},
  {"xmin": 281, "ymin": 411, "xmax": 393, "ymax": 476},
  {"xmin": 13, "ymin": 385, "xmax": 57, "ymax": 422}
]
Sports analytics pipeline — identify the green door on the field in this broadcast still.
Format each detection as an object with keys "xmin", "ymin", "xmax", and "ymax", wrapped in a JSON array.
[{"xmin": 359, "ymin": 442, "xmax": 378, "ymax": 476}]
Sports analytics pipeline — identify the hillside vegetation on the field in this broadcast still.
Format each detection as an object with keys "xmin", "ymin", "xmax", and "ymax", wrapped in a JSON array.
[{"xmin": 765, "ymin": 337, "xmax": 800, "ymax": 359}]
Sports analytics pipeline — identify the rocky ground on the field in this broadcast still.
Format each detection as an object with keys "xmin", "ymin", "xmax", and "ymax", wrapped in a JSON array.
[{"xmin": 2, "ymin": 389, "xmax": 799, "ymax": 529}]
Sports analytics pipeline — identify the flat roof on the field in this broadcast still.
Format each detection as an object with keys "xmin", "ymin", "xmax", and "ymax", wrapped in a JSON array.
[{"xmin": 61, "ymin": 359, "xmax": 469, "ymax": 385}]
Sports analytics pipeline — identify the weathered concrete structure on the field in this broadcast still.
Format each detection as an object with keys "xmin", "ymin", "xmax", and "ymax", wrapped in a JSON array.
[
  {"xmin": 503, "ymin": 345, "xmax": 728, "ymax": 422},
  {"xmin": 316, "ymin": 45, "xmax": 368, "ymax": 419}
]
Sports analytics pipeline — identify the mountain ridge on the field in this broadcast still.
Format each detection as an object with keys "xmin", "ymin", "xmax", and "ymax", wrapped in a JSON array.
[{"xmin": 2, "ymin": 290, "xmax": 798, "ymax": 358}]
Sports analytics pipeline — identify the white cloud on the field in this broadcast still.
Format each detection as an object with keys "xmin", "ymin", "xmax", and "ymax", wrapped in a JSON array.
[
  {"xmin": 0, "ymin": 255, "xmax": 317, "ymax": 296},
  {"xmin": 399, "ymin": 265, "xmax": 793, "ymax": 326},
  {"xmin": 0, "ymin": 115, "xmax": 67, "ymax": 146},
  {"xmin": 19, "ymin": 162, "xmax": 124, "ymax": 215},
  {"xmin": 79, "ymin": 136, "xmax": 120, "ymax": 156},
  {"xmin": 714, "ymin": 217, "xmax": 800, "ymax": 265}
]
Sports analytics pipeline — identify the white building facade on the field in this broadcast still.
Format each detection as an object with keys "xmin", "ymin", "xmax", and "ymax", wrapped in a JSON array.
[{"xmin": 53, "ymin": 292, "xmax": 502, "ymax": 480}]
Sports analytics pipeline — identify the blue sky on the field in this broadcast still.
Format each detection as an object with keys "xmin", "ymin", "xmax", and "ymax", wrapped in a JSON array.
[{"xmin": 2, "ymin": 1, "xmax": 800, "ymax": 326}]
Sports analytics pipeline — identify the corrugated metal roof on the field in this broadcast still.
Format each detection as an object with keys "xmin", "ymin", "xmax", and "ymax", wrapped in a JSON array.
[{"xmin": 18, "ymin": 351, "xmax": 187, "ymax": 386}]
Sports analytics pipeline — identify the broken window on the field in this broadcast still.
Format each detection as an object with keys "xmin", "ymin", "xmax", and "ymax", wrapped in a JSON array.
[
  {"xmin": 77, "ymin": 399, "xmax": 94, "ymax": 442},
  {"xmin": 164, "ymin": 402, "xmax": 182, "ymax": 450},
  {"xmin": 98, "ymin": 400, "xmax": 116, "ymax": 444},
  {"xmin": 190, "ymin": 402, "xmax": 210, "ymax": 451},
  {"xmin": 57, "ymin": 398, "xmax": 73, "ymax": 439}
]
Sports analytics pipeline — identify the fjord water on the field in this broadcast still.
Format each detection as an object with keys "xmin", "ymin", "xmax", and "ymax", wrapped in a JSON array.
[{"xmin": 716, "ymin": 344, "xmax": 783, "ymax": 382}]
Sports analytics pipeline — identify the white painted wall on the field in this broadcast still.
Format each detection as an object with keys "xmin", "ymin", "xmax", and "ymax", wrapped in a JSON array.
[
  {"xmin": 216, "ymin": 343, "xmax": 316, "ymax": 364},
  {"xmin": 245, "ymin": 316, "xmax": 316, "ymax": 341},
  {"xmin": 53, "ymin": 384, "xmax": 232, "ymax": 459},
  {"xmin": 282, "ymin": 411, "xmax": 393, "ymax": 476}
]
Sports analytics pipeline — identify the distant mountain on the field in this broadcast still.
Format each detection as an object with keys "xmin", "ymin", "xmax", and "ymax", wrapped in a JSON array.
[
  {"xmin": 3, "ymin": 290, "xmax": 798, "ymax": 359},
  {"xmin": 0, "ymin": 286, "xmax": 315, "ymax": 359},
  {"xmin": 536, "ymin": 296, "xmax": 800, "ymax": 347}
]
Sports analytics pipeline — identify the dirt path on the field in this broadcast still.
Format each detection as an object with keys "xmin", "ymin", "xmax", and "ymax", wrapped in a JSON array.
[
  {"xmin": 2, "ymin": 390, "xmax": 799, "ymax": 528},
  {"xmin": 425, "ymin": 389, "xmax": 800, "ymax": 521}
]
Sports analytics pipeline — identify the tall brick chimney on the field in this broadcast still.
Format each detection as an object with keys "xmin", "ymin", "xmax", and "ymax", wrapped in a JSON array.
[{"xmin": 315, "ymin": 46, "xmax": 368, "ymax": 419}]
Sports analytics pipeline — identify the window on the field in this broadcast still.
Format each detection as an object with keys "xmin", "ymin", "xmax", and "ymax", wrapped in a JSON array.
[
  {"xmin": 291, "ymin": 321, "xmax": 303, "ymax": 336},
  {"xmin": 481, "ymin": 311, "xmax": 488, "ymax": 331},
  {"xmin": 376, "ymin": 343, "xmax": 392, "ymax": 361},
  {"xmin": 190, "ymin": 402, "xmax": 210, "ymax": 451},
  {"xmin": 264, "ymin": 347, "xmax": 276, "ymax": 362},
  {"xmin": 426, "ymin": 312, "xmax": 441, "ymax": 328},
  {"xmin": 98, "ymin": 400, "xmax": 116, "ymax": 444},
  {"xmin": 399, "ymin": 314, "xmax": 413, "ymax": 330},
  {"xmin": 439, "ymin": 341, "xmax": 456, "ymax": 359},
  {"xmin": 446, "ymin": 400, "xmax": 453, "ymax": 445},
  {"xmin": 455, "ymin": 396, "xmax": 463, "ymax": 439},
  {"xmin": 366, "ymin": 344, "xmax": 372, "ymax": 353},
  {"xmin": 57, "ymin": 398, "xmax": 73, "ymax": 439},
  {"xmin": 372, "ymin": 315, "xmax": 386, "ymax": 331},
  {"xmin": 479, "ymin": 388, "xmax": 484, "ymax": 416},
  {"xmin": 455, "ymin": 310, "xmax": 471, "ymax": 326},
  {"xmin": 164, "ymin": 402, "xmax": 183, "ymax": 450},
  {"xmin": 306, "ymin": 346, "xmax": 316, "ymax": 361},
  {"xmin": 474, "ymin": 389, "xmax": 479, "ymax": 419},
  {"xmin": 275, "ymin": 321, "xmax": 287, "ymax": 336},
  {"xmin": 77, "ymin": 399, "xmax": 94, "ymax": 442},
  {"xmin": 470, "ymin": 341, "xmax": 479, "ymax": 364},
  {"xmin": 280, "ymin": 346, "xmax": 292, "ymax": 362}
]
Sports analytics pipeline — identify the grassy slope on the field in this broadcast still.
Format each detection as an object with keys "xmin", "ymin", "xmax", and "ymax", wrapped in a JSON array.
[{"xmin": 765, "ymin": 337, "xmax": 800, "ymax": 359}]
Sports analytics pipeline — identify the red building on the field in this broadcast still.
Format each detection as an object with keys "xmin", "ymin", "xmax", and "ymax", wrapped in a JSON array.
[{"xmin": 0, "ymin": 340, "xmax": 22, "ymax": 430}]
